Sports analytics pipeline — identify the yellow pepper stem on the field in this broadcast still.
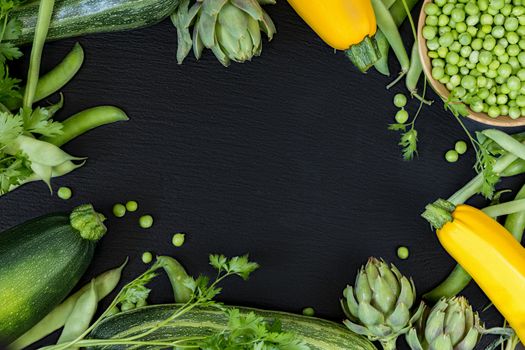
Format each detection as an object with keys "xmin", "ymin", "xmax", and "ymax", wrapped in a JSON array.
[
  {"xmin": 345, "ymin": 36, "xmax": 381, "ymax": 73},
  {"xmin": 422, "ymin": 199, "xmax": 456, "ymax": 230}
]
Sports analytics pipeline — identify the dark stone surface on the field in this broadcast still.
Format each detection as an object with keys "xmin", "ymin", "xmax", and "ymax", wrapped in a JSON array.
[{"xmin": 1, "ymin": 1, "xmax": 520, "ymax": 348}]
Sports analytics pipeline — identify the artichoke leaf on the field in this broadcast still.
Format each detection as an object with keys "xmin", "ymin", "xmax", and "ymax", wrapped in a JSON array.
[{"xmin": 231, "ymin": 0, "xmax": 264, "ymax": 20}]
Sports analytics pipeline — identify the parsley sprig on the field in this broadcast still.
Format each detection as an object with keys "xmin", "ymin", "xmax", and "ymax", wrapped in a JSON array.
[{"xmin": 42, "ymin": 254, "xmax": 308, "ymax": 350}]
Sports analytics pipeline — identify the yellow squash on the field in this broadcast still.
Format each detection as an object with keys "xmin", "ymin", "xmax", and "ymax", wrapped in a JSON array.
[
  {"xmin": 423, "ymin": 199, "xmax": 525, "ymax": 342},
  {"xmin": 287, "ymin": 0, "xmax": 380, "ymax": 72}
]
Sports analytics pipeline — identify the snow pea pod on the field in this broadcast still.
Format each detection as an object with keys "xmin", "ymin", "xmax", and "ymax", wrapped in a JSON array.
[
  {"xmin": 41, "ymin": 106, "xmax": 129, "ymax": 147},
  {"xmin": 9, "ymin": 260, "xmax": 126, "ymax": 350},
  {"xmin": 57, "ymin": 280, "xmax": 98, "ymax": 346}
]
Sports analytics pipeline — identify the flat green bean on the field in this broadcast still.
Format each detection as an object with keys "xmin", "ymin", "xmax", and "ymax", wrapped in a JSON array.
[
  {"xmin": 482, "ymin": 129, "xmax": 525, "ymax": 161},
  {"xmin": 406, "ymin": 41, "xmax": 430, "ymax": 104},
  {"xmin": 482, "ymin": 198, "xmax": 525, "ymax": 217},
  {"xmin": 157, "ymin": 256, "xmax": 193, "ymax": 303},
  {"xmin": 374, "ymin": 30, "xmax": 391, "ymax": 76},
  {"xmin": 372, "ymin": 0, "xmax": 410, "ymax": 86},
  {"xmin": 40, "ymin": 106, "xmax": 129, "ymax": 147},
  {"xmin": 9, "ymin": 260, "xmax": 126, "ymax": 350},
  {"xmin": 57, "ymin": 280, "xmax": 98, "ymax": 346},
  {"xmin": 501, "ymin": 159, "xmax": 525, "ymax": 176}
]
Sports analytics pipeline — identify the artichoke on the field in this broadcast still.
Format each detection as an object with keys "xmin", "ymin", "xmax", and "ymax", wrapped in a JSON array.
[
  {"xmin": 341, "ymin": 258, "xmax": 424, "ymax": 350},
  {"xmin": 405, "ymin": 297, "xmax": 483, "ymax": 350},
  {"xmin": 172, "ymin": 0, "xmax": 277, "ymax": 66}
]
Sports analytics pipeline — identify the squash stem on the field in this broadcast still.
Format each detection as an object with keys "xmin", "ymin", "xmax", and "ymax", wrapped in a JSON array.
[
  {"xmin": 345, "ymin": 36, "xmax": 381, "ymax": 73},
  {"xmin": 421, "ymin": 199, "xmax": 456, "ymax": 230}
]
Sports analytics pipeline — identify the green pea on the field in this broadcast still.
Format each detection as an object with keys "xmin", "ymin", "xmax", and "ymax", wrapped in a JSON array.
[
  {"xmin": 439, "ymin": 75, "xmax": 451, "ymax": 84},
  {"xmin": 429, "ymin": 51, "xmax": 439, "ymax": 58},
  {"xmin": 397, "ymin": 246, "xmax": 410, "ymax": 260},
  {"xmin": 443, "ymin": 3, "xmax": 455, "ymax": 14},
  {"xmin": 510, "ymin": 90, "xmax": 519, "ymax": 99},
  {"xmin": 172, "ymin": 233, "xmax": 186, "ymax": 247},
  {"xmin": 465, "ymin": 1, "xmax": 479, "ymax": 14},
  {"xmin": 518, "ymin": 52, "xmax": 525, "ymax": 66},
  {"xmin": 479, "ymin": 50, "xmax": 492, "ymax": 65},
  {"xmin": 481, "ymin": 24, "xmax": 492, "ymax": 34},
  {"xmin": 57, "ymin": 187, "xmax": 72, "ymax": 200},
  {"xmin": 451, "ymin": 8, "xmax": 466, "ymax": 21},
  {"xmin": 446, "ymin": 51, "xmax": 460, "ymax": 64},
  {"xmin": 494, "ymin": 14, "xmax": 505, "ymax": 25},
  {"xmin": 113, "ymin": 204, "xmax": 126, "ymax": 218},
  {"xmin": 489, "ymin": 60, "xmax": 500, "ymax": 70},
  {"xmin": 395, "ymin": 109, "xmax": 409, "ymax": 123},
  {"xmin": 483, "ymin": 35, "xmax": 496, "ymax": 50},
  {"xmin": 446, "ymin": 64, "xmax": 459, "ymax": 76},
  {"xmin": 480, "ymin": 13, "xmax": 493, "ymax": 25},
  {"xmin": 506, "ymin": 32, "xmax": 519, "ymax": 44},
  {"xmin": 518, "ymin": 39, "xmax": 525, "ymax": 49},
  {"xmin": 508, "ymin": 76, "xmax": 522, "ymax": 91},
  {"xmin": 479, "ymin": 0, "xmax": 489, "ymax": 10},
  {"xmin": 460, "ymin": 45, "xmax": 472, "ymax": 57},
  {"xmin": 498, "ymin": 63, "xmax": 513, "ymax": 78},
  {"xmin": 517, "ymin": 68, "xmax": 525, "ymax": 80},
  {"xmin": 471, "ymin": 38, "xmax": 483, "ymax": 50},
  {"xmin": 438, "ymin": 14, "xmax": 450, "ymax": 26},
  {"xmin": 507, "ymin": 44, "xmax": 520, "ymax": 57},
  {"xmin": 458, "ymin": 33, "xmax": 472, "ymax": 46},
  {"xmin": 470, "ymin": 96, "xmax": 484, "ymax": 111},
  {"xmin": 513, "ymin": 5, "xmax": 525, "ymax": 15},
  {"xmin": 518, "ymin": 25, "xmax": 525, "ymax": 36},
  {"xmin": 125, "ymin": 200, "xmax": 138, "ymax": 212},
  {"xmin": 466, "ymin": 16, "xmax": 479, "ymax": 27},
  {"xmin": 499, "ymin": 53, "xmax": 510, "ymax": 63},
  {"xmin": 497, "ymin": 94, "xmax": 508, "ymax": 104},
  {"xmin": 491, "ymin": 26, "xmax": 505, "ymax": 38},
  {"xmin": 427, "ymin": 38, "xmax": 440, "ymax": 51},
  {"xmin": 494, "ymin": 44, "xmax": 506, "ymax": 56},
  {"xmin": 505, "ymin": 16, "xmax": 520, "ymax": 31},
  {"xmin": 486, "ymin": 94, "xmax": 497, "ymax": 104},
  {"xmin": 436, "ymin": 0, "xmax": 446, "ymax": 6},
  {"xmin": 426, "ymin": 15, "xmax": 439, "ymax": 26},
  {"xmin": 509, "ymin": 57, "xmax": 520, "ymax": 71},
  {"xmin": 438, "ymin": 47, "xmax": 449, "ymax": 58},
  {"xmin": 478, "ymin": 87, "xmax": 490, "ymax": 99},
  {"xmin": 469, "ymin": 50, "xmax": 480, "ymax": 63},
  {"xmin": 500, "ymin": 83, "xmax": 511, "ymax": 94},
  {"xmin": 488, "ymin": 105, "xmax": 501, "ymax": 117},
  {"xmin": 302, "ymin": 307, "xmax": 316, "ymax": 317},
  {"xmin": 445, "ymin": 150, "xmax": 459, "ymax": 162},
  {"xmin": 510, "ymin": 106, "xmax": 522, "ymax": 118},
  {"xmin": 423, "ymin": 26, "xmax": 437, "ymax": 40},
  {"xmin": 450, "ymin": 74, "xmax": 462, "ymax": 86},
  {"xmin": 393, "ymin": 94, "xmax": 407, "ymax": 108},
  {"xmin": 452, "ymin": 86, "xmax": 467, "ymax": 97},
  {"xmin": 501, "ymin": 105, "xmax": 509, "ymax": 115},
  {"xmin": 142, "ymin": 251, "xmax": 153, "ymax": 264},
  {"xmin": 425, "ymin": 2, "xmax": 440, "ymax": 14},
  {"xmin": 460, "ymin": 66, "xmax": 470, "ymax": 75},
  {"xmin": 439, "ymin": 32, "xmax": 454, "ymax": 47},
  {"xmin": 439, "ymin": 25, "xmax": 452, "ymax": 35},
  {"xmin": 455, "ymin": 140, "xmax": 468, "ymax": 154},
  {"xmin": 502, "ymin": 3, "xmax": 512, "ymax": 15},
  {"xmin": 517, "ymin": 95, "xmax": 525, "ymax": 107},
  {"xmin": 432, "ymin": 58, "xmax": 446, "ymax": 67},
  {"xmin": 467, "ymin": 25, "xmax": 478, "ymax": 36},
  {"xmin": 461, "ymin": 75, "xmax": 476, "ymax": 90},
  {"xmin": 139, "ymin": 215, "xmax": 154, "ymax": 228},
  {"xmin": 450, "ymin": 41, "xmax": 462, "ymax": 52}
]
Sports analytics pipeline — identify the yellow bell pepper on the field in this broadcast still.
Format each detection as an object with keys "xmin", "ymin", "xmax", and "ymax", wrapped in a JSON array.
[
  {"xmin": 423, "ymin": 199, "xmax": 525, "ymax": 343},
  {"xmin": 287, "ymin": 0, "xmax": 380, "ymax": 72}
]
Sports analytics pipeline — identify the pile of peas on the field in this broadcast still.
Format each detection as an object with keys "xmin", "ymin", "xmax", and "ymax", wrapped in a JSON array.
[{"xmin": 422, "ymin": 0, "xmax": 525, "ymax": 119}]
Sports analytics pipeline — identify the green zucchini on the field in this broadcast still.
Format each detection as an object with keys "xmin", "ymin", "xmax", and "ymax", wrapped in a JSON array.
[
  {"xmin": 0, "ymin": 204, "xmax": 107, "ymax": 344},
  {"xmin": 89, "ymin": 304, "xmax": 377, "ymax": 350},
  {"xmin": 9, "ymin": 0, "xmax": 180, "ymax": 45}
]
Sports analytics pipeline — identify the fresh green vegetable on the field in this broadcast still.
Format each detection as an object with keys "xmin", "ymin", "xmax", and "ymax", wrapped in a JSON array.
[
  {"xmin": 9, "ymin": 260, "xmax": 126, "ymax": 350},
  {"xmin": 141, "ymin": 252, "xmax": 153, "ymax": 264},
  {"xmin": 125, "ymin": 201, "xmax": 138, "ymax": 212},
  {"xmin": 40, "ymin": 106, "xmax": 129, "ymax": 147},
  {"xmin": 157, "ymin": 255, "xmax": 193, "ymax": 303},
  {"xmin": 139, "ymin": 215, "xmax": 153, "ymax": 228},
  {"xmin": 0, "ymin": 204, "xmax": 107, "ymax": 343},
  {"xmin": 372, "ymin": 0, "xmax": 410, "ymax": 87},
  {"xmin": 445, "ymin": 149, "xmax": 459, "ymax": 162},
  {"xmin": 341, "ymin": 258, "xmax": 424, "ymax": 350},
  {"xmin": 302, "ymin": 307, "xmax": 315, "ymax": 317},
  {"xmin": 8, "ymin": 0, "xmax": 180, "ymax": 46},
  {"xmin": 172, "ymin": 232, "xmax": 185, "ymax": 247},
  {"xmin": 112, "ymin": 204, "xmax": 126, "ymax": 218},
  {"xmin": 56, "ymin": 280, "xmax": 98, "ymax": 345},
  {"xmin": 57, "ymin": 186, "xmax": 72, "ymax": 199},
  {"xmin": 395, "ymin": 109, "xmax": 409, "ymax": 123},
  {"xmin": 405, "ymin": 297, "xmax": 483, "ymax": 350},
  {"xmin": 455, "ymin": 140, "xmax": 468, "ymax": 154},
  {"xmin": 393, "ymin": 93, "xmax": 407, "ymax": 107},
  {"xmin": 87, "ymin": 304, "xmax": 377, "ymax": 350},
  {"xmin": 397, "ymin": 246, "xmax": 409, "ymax": 259},
  {"xmin": 172, "ymin": 0, "xmax": 276, "ymax": 67},
  {"xmin": 423, "ymin": 0, "xmax": 525, "ymax": 117}
]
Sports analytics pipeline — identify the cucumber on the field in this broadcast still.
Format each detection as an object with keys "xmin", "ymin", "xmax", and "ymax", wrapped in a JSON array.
[
  {"xmin": 9, "ymin": 0, "xmax": 180, "ymax": 45},
  {"xmin": 0, "ymin": 204, "xmax": 107, "ymax": 344},
  {"xmin": 89, "ymin": 304, "xmax": 377, "ymax": 350}
]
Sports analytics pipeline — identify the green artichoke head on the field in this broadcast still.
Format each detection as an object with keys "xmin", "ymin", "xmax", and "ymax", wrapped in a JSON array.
[
  {"xmin": 341, "ymin": 257, "xmax": 424, "ymax": 350},
  {"xmin": 172, "ymin": 0, "xmax": 277, "ymax": 66},
  {"xmin": 406, "ymin": 297, "xmax": 482, "ymax": 350}
]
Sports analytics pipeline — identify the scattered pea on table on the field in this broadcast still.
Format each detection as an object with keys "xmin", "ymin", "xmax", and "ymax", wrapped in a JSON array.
[
  {"xmin": 139, "ymin": 215, "xmax": 154, "ymax": 228},
  {"xmin": 142, "ymin": 251, "xmax": 153, "ymax": 264},
  {"xmin": 393, "ymin": 93, "xmax": 407, "ymax": 108},
  {"xmin": 445, "ymin": 150, "xmax": 459, "ymax": 163},
  {"xmin": 126, "ymin": 201, "xmax": 138, "ymax": 212},
  {"xmin": 113, "ymin": 204, "xmax": 126, "ymax": 218},
  {"xmin": 455, "ymin": 140, "xmax": 468, "ymax": 154},
  {"xmin": 397, "ymin": 246, "xmax": 410, "ymax": 260},
  {"xmin": 395, "ymin": 109, "xmax": 409, "ymax": 124},
  {"xmin": 302, "ymin": 307, "xmax": 315, "ymax": 316},
  {"xmin": 172, "ymin": 233, "xmax": 186, "ymax": 247},
  {"xmin": 57, "ymin": 187, "xmax": 72, "ymax": 200}
]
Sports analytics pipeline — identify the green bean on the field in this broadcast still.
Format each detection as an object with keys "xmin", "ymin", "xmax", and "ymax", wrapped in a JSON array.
[
  {"xmin": 483, "ymin": 198, "xmax": 525, "ymax": 217},
  {"xmin": 23, "ymin": 0, "xmax": 55, "ymax": 110},
  {"xmin": 482, "ymin": 129, "xmax": 525, "ymax": 161},
  {"xmin": 424, "ymin": 183, "xmax": 525, "ymax": 302},
  {"xmin": 372, "ymin": 0, "xmax": 410, "ymax": 87},
  {"xmin": 373, "ymin": 0, "xmax": 420, "ymax": 75},
  {"xmin": 501, "ymin": 158, "xmax": 525, "ymax": 176},
  {"xmin": 57, "ymin": 280, "xmax": 98, "ymax": 346},
  {"xmin": 9, "ymin": 260, "xmax": 126, "ymax": 350},
  {"xmin": 406, "ymin": 41, "xmax": 432, "ymax": 104},
  {"xmin": 382, "ymin": 0, "xmax": 398, "ymax": 9},
  {"xmin": 157, "ymin": 256, "xmax": 193, "ymax": 303},
  {"xmin": 40, "ymin": 106, "xmax": 129, "ymax": 147}
]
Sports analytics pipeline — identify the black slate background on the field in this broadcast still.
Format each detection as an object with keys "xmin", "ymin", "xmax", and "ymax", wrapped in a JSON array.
[{"xmin": 1, "ymin": 1, "xmax": 523, "ymax": 348}]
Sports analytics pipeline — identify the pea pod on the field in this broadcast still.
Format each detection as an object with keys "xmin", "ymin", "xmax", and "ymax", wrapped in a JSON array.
[
  {"xmin": 9, "ymin": 260, "xmax": 126, "ymax": 350},
  {"xmin": 40, "ymin": 106, "xmax": 129, "ymax": 147},
  {"xmin": 482, "ymin": 129, "xmax": 525, "ymax": 161},
  {"xmin": 57, "ymin": 279, "xmax": 98, "ymax": 346},
  {"xmin": 157, "ymin": 256, "xmax": 193, "ymax": 303}
]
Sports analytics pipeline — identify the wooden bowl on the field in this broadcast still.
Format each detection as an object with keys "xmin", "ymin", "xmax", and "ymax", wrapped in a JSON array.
[{"xmin": 418, "ymin": 0, "xmax": 525, "ymax": 127}]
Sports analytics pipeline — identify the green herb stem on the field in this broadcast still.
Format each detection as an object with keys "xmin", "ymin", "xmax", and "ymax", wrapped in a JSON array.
[{"xmin": 23, "ymin": 0, "xmax": 55, "ymax": 110}]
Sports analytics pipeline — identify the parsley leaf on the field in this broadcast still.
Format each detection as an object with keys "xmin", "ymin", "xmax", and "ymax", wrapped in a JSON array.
[
  {"xmin": 399, "ymin": 129, "xmax": 418, "ymax": 161},
  {"xmin": 0, "ymin": 151, "xmax": 32, "ymax": 194},
  {"xmin": 21, "ymin": 96, "xmax": 64, "ymax": 137},
  {"xmin": 0, "ymin": 110, "xmax": 21, "ymax": 144}
]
